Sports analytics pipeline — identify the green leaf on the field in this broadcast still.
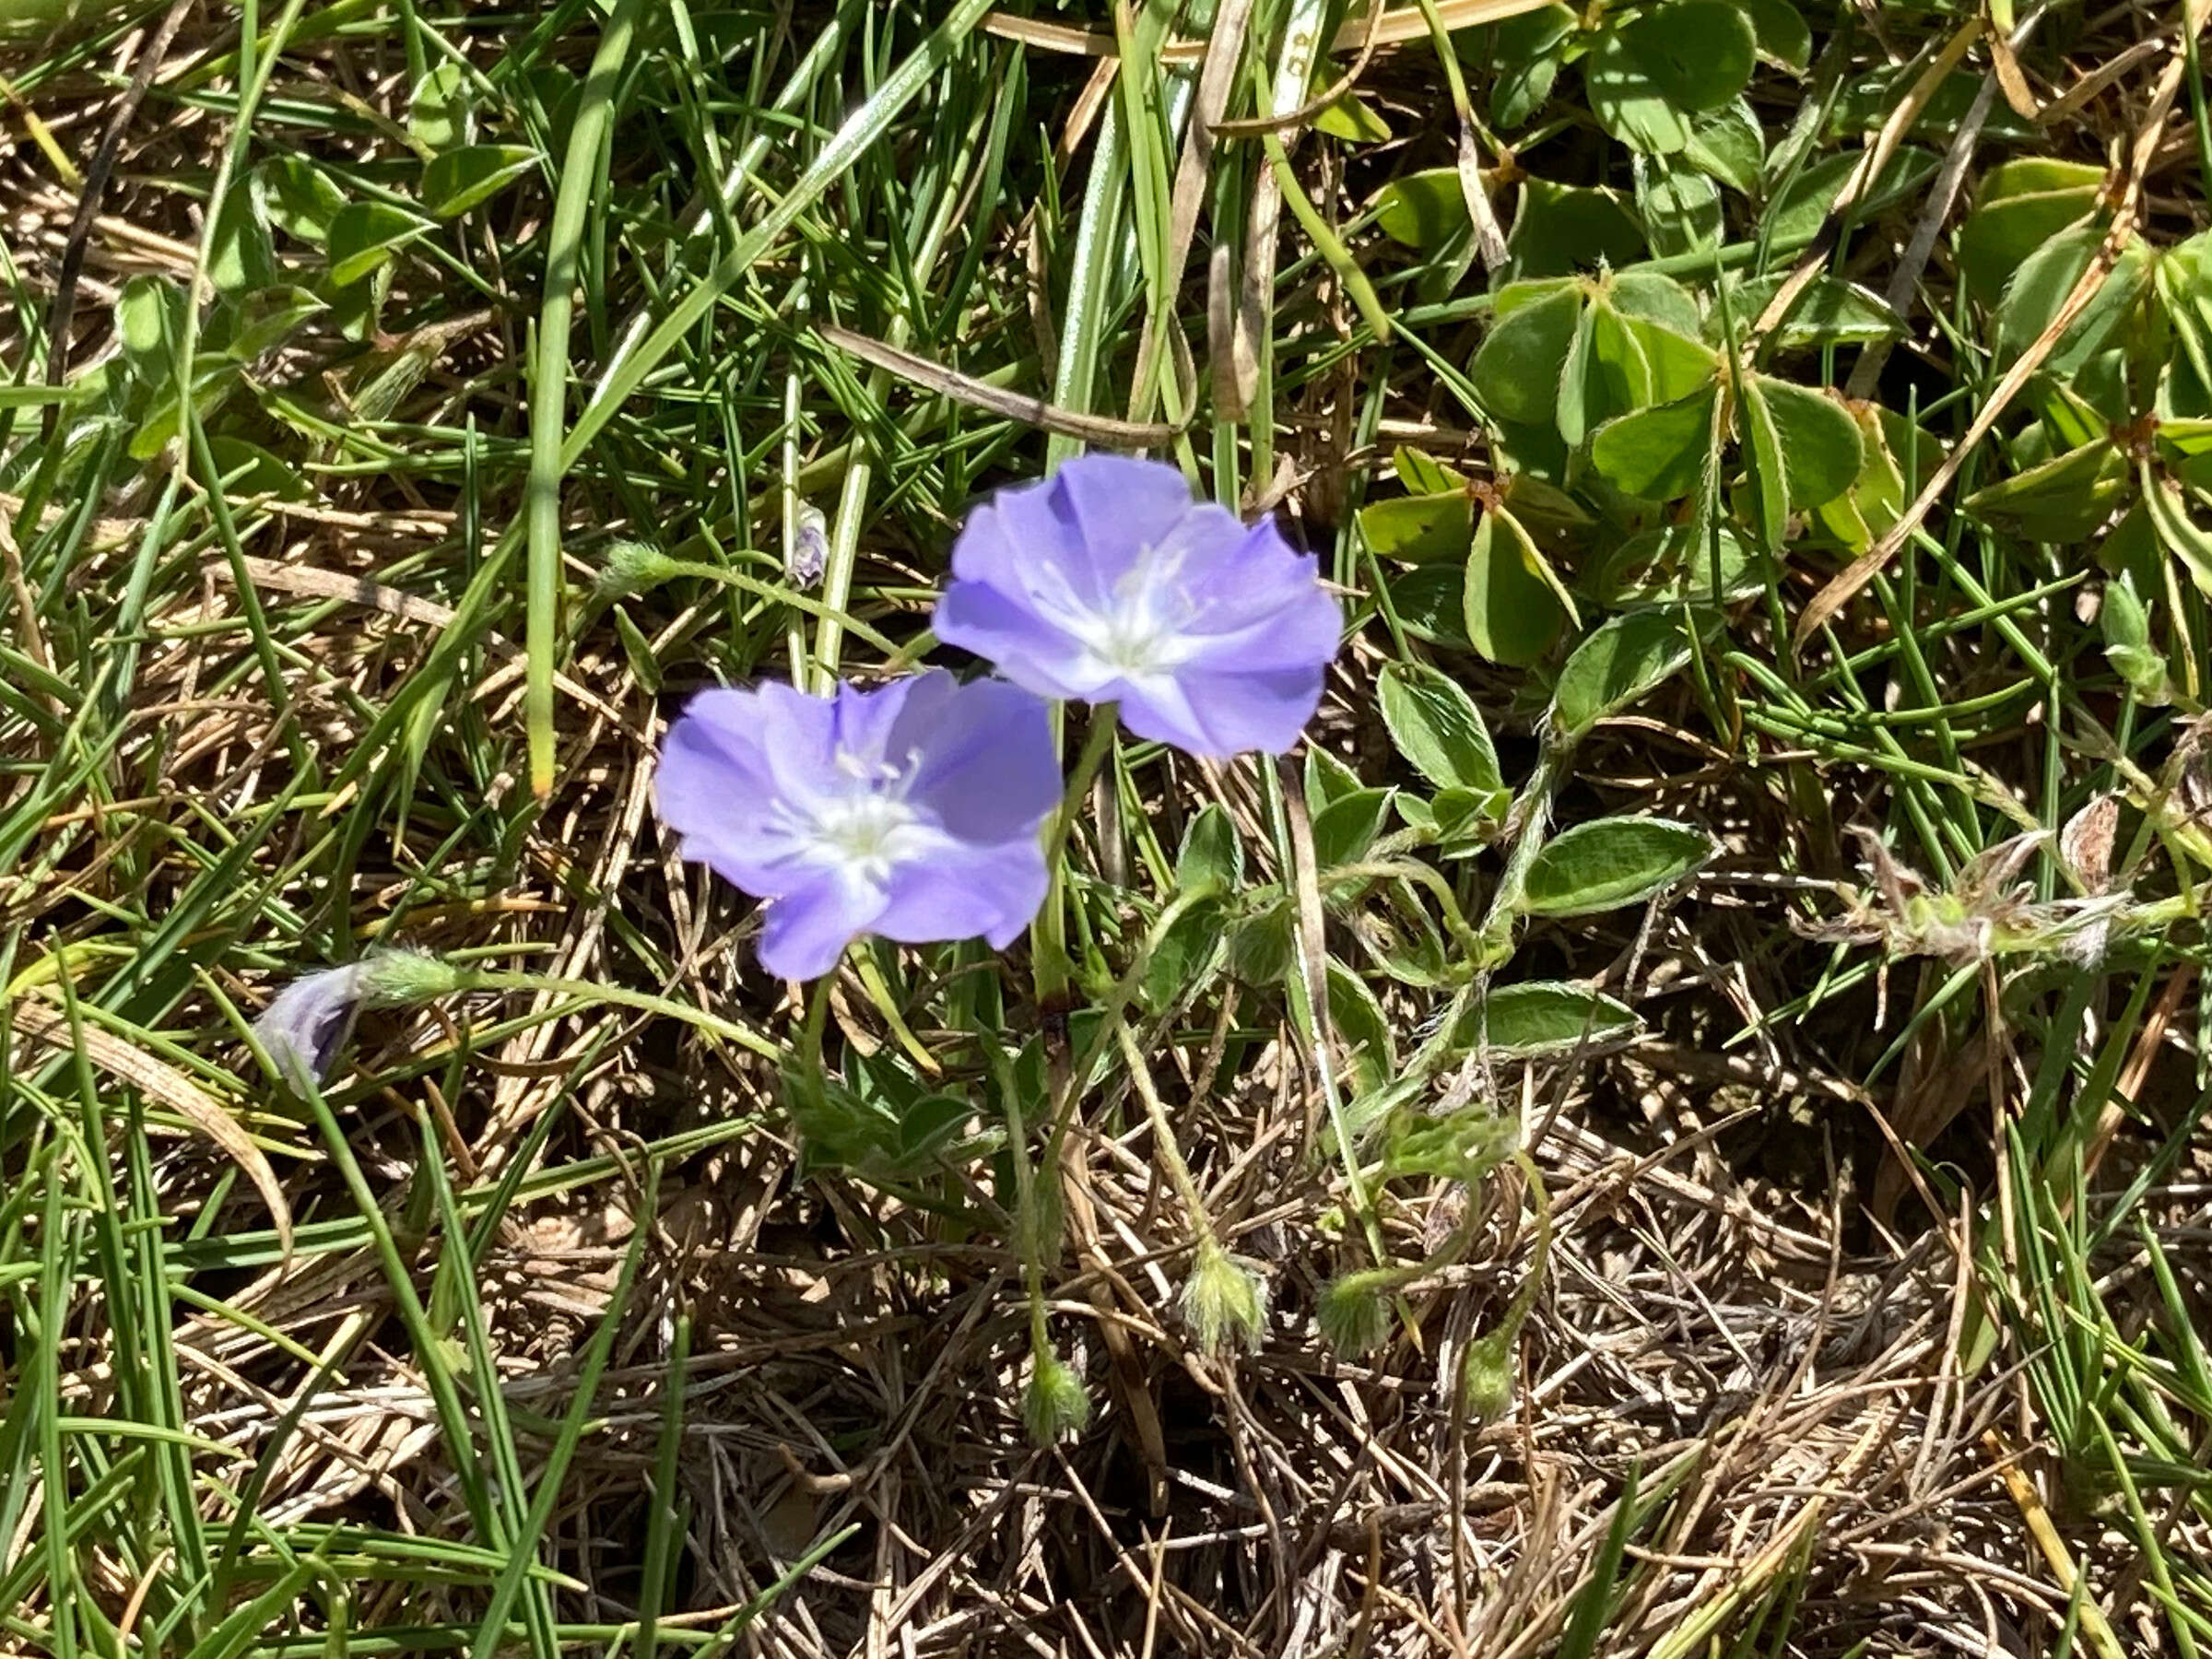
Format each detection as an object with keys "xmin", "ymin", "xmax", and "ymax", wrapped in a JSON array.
[
  {"xmin": 1377, "ymin": 661, "xmax": 1504, "ymax": 795},
  {"xmin": 1752, "ymin": 376, "xmax": 1864, "ymax": 508},
  {"xmin": 220, "ymin": 285, "xmax": 326, "ymax": 362},
  {"xmin": 1145, "ymin": 901, "xmax": 1228, "ymax": 1014},
  {"xmin": 1589, "ymin": 382, "xmax": 1718, "ymax": 500},
  {"xmin": 1176, "ymin": 804, "xmax": 1241, "ymax": 894},
  {"xmin": 1610, "ymin": 270, "xmax": 1704, "ymax": 337},
  {"xmin": 1488, "ymin": 2, "xmax": 1578, "ymax": 128},
  {"xmin": 253, "ymin": 156, "xmax": 347, "ymax": 246},
  {"xmin": 1359, "ymin": 489, "xmax": 1474, "ymax": 564},
  {"xmin": 1998, "ymin": 227, "xmax": 2152, "ymax": 374},
  {"xmin": 1470, "ymin": 281, "xmax": 1583, "ymax": 428},
  {"xmin": 1327, "ymin": 962, "xmax": 1397, "ymax": 1097},
  {"xmin": 1634, "ymin": 153, "xmax": 1722, "ymax": 256},
  {"xmin": 1507, "ymin": 177, "xmax": 1645, "ymax": 278},
  {"xmin": 1733, "ymin": 0, "xmax": 1809, "ymax": 68},
  {"xmin": 207, "ymin": 435, "xmax": 311, "ymax": 502},
  {"xmin": 1683, "ymin": 99, "xmax": 1764, "ymax": 192},
  {"xmin": 1394, "ymin": 444, "xmax": 1470, "ymax": 494},
  {"xmin": 1386, "ymin": 564, "xmax": 1476, "ymax": 649},
  {"xmin": 1811, "ymin": 402, "xmax": 1910, "ymax": 550},
  {"xmin": 1313, "ymin": 91, "xmax": 1392, "ymax": 142},
  {"xmin": 1375, "ymin": 167, "xmax": 1468, "ymax": 249},
  {"xmin": 1962, "ymin": 439, "xmax": 2129, "ymax": 540},
  {"xmin": 1313, "ymin": 788, "xmax": 1394, "ymax": 869},
  {"xmin": 1227, "ymin": 900, "xmax": 1295, "ymax": 985},
  {"xmin": 1619, "ymin": 1, "xmax": 1756, "ymax": 112},
  {"xmin": 1384, "ymin": 1108, "xmax": 1518, "ymax": 1182},
  {"xmin": 1626, "ymin": 315, "xmax": 1721, "ymax": 401},
  {"xmin": 421, "ymin": 144, "xmax": 539, "ymax": 219},
  {"xmin": 1585, "ymin": 24, "xmax": 1693, "ymax": 153},
  {"xmin": 115, "ymin": 275, "xmax": 183, "ymax": 362},
  {"xmin": 411, "ymin": 60, "xmax": 475, "ymax": 151},
  {"xmin": 326, "ymin": 201, "xmax": 433, "ymax": 286},
  {"xmin": 1955, "ymin": 158, "xmax": 2105, "ymax": 302},
  {"xmin": 1552, "ymin": 608, "xmax": 1697, "ymax": 739},
  {"xmin": 2100, "ymin": 567, "xmax": 2170, "ymax": 702},
  {"xmin": 1728, "ymin": 274, "xmax": 1899, "ymax": 346},
  {"xmin": 1306, "ymin": 747, "xmax": 1364, "ymax": 814},
  {"xmin": 1464, "ymin": 504, "xmax": 1568, "ymax": 665},
  {"xmin": 1740, "ymin": 371, "xmax": 1790, "ymax": 547},
  {"xmin": 2143, "ymin": 468, "xmax": 2212, "ymax": 595},
  {"xmin": 1520, "ymin": 817, "xmax": 1713, "ymax": 915},
  {"xmin": 1768, "ymin": 147, "xmax": 1938, "ymax": 254},
  {"xmin": 1449, "ymin": 981, "xmax": 1641, "ymax": 1057},
  {"xmin": 207, "ymin": 188, "xmax": 275, "ymax": 296},
  {"xmin": 1589, "ymin": 524, "xmax": 1763, "ymax": 606}
]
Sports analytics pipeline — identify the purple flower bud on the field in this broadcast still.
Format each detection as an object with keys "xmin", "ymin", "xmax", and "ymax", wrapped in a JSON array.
[
  {"xmin": 254, "ymin": 961, "xmax": 371, "ymax": 1092},
  {"xmin": 653, "ymin": 669, "xmax": 1063, "ymax": 981},
  {"xmin": 933, "ymin": 454, "xmax": 1342, "ymax": 759},
  {"xmin": 787, "ymin": 502, "xmax": 829, "ymax": 589},
  {"xmin": 252, "ymin": 949, "xmax": 464, "ymax": 1092}
]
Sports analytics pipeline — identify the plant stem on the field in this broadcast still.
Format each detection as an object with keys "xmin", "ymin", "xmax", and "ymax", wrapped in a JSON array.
[{"xmin": 1031, "ymin": 702, "xmax": 1122, "ymax": 1008}]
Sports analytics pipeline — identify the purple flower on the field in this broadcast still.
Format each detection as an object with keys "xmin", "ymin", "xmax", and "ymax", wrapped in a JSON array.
[
  {"xmin": 654, "ymin": 670, "xmax": 1062, "ymax": 980},
  {"xmin": 933, "ymin": 454, "xmax": 1342, "ymax": 759}
]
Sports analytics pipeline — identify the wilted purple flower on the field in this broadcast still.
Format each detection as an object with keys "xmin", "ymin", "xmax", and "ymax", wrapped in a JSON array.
[
  {"xmin": 933, "ymin": 454, "xmax": 1342, "ymax": 759},
  {"xmin": 253, "ymin": 949, "xmax": 459, "ymax": 1092},
  {"xmin": 655, "ymin": 670, "xmax": 1061, "ymax": 980}
]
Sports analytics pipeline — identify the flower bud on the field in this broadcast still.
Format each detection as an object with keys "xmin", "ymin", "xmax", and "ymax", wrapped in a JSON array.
[
  {"xmin": 1181, "ymin": 1240, "xmax": 1268, "ymax": 1354},
  {"xmin": 594, "ymin": 540, "xmax": 685, "ymax": 599},
  {"xmin": 787, "ymin": 502, "xmax": 829, "ymax": 589},
  {"xmin": 1459, "ymin": 1325, "xmax": 1517, "ymax": 1424},
  {"xmin": 1023, "ymin": 1346, "xmax": 1090, "ymax": 1443},
  {"xmin": 1317, "ymin": 1268, "xmax": 1396, "ymax": 1356},
  {"xmin": 358, "ymin": 947, "xmax": 464, "ymax": 1007}
]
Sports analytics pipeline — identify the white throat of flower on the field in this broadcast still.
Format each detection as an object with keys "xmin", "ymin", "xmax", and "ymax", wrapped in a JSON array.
[
  {"xmin": 794, "ymin": 747, "xmax": 933, "ymax": 889},
  {"xmin": 1041, "ymin": 519, "xmax": 1207, "ymax": 683}
]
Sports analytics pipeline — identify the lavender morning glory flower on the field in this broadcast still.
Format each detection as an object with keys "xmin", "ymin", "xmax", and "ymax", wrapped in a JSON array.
[
  {"xmin": 654, "ymin": 669, "xmax": 1062, "ymax": 981},
  {"xmin": 933, "ymin": 454, "xmax": 1342, "ymax": 759}
]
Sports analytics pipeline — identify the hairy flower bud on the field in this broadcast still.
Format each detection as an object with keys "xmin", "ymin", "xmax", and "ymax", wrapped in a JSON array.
[
  {"xmin": 1317, "ymin": 1268, "xmax": 1397, "ymax": 1356},
  {"xmin": 594, "ymin": 540, "xmax": 686, "ymax": 599},
  {"xmin": 1023, "ymin": 1346, "xmax": 1090, "ymax": 1443},
  {"xmin": 1182, "ymin": 1240, "xmax": 1269, "ymax": 1354},
  {"xmin": 1459, "ymin": 1326, "xmax": 1517, "ymax": 1424}
]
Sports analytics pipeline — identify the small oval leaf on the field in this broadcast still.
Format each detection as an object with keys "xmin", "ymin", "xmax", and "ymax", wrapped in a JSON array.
[
  {"xmin": 1377, "ymin": 662, "xmax": 1505, "ymax": 796},
  {"xmin": 1552, "ymin": 609, "xmax": 1697, "ymax": 739},
  {"xmin": 1520, "ymin": 817, "xmax": 1713, "ymax": 916},
  {"xmin": 1449, "ymin": 981, "xmax": 1641, "ymax": 1057}
]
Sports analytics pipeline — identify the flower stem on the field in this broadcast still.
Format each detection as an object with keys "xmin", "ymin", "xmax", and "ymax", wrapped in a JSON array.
[
  {"xmin": 1031, "ymin": 702, "xmax": 1122, "ymax": 1008},
  {"xmin": 1113, "ymin": 1021, "xmax": 1219, "ymax": 1256},
  {"xmin": 453, "ymin": 971, "xmax": 782, "ymax": 1063}
]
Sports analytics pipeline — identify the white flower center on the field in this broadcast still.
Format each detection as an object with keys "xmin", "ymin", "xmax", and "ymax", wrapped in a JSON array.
[
  {"xmin": 1040, "ymin": 526, "xmax": 1206, "ymax": 681},
  {"xmin": 809, "ymin": 790, "xmax": 920, "ymax": 888}
]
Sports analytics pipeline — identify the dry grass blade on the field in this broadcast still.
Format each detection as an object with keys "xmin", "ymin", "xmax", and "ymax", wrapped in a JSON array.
[
  {"xmin": 12, "ymin": 998, "xmax": 296, "ymax": 1255},
  {"xmin": 818, "ymin": 324, "xmax": 1180, "ymax": 447}
]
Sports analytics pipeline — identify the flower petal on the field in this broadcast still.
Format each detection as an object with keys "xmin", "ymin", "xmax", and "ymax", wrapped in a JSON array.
[
  {"xmin": 656, "ymin": 694, "xmax": 814, "ymax": 890},
  {"xmin": 253, "ymin": 962, "xmax": 371, "ymax": 1089},
  {"xmin": 757, "ymin": 873, "xmax": 882, "ymax": 981},
  {"xmin": 976, "ymin": 454, "xmax": 1200, "ymax": 603},
  {"xmin": 934, "ymin": 581, "xmax": 1108, "ymax": 700},
  {"xmin": 1118, "ymin": 664, "xmax": 1328, "ymax": 759},
  {"xmin": 873, "ymin": 838, "xmax": 1051, "ymax": 949},
  {"xmin": 895, "ymin": 677, "xmax": 1062, "ymax": 841}
]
